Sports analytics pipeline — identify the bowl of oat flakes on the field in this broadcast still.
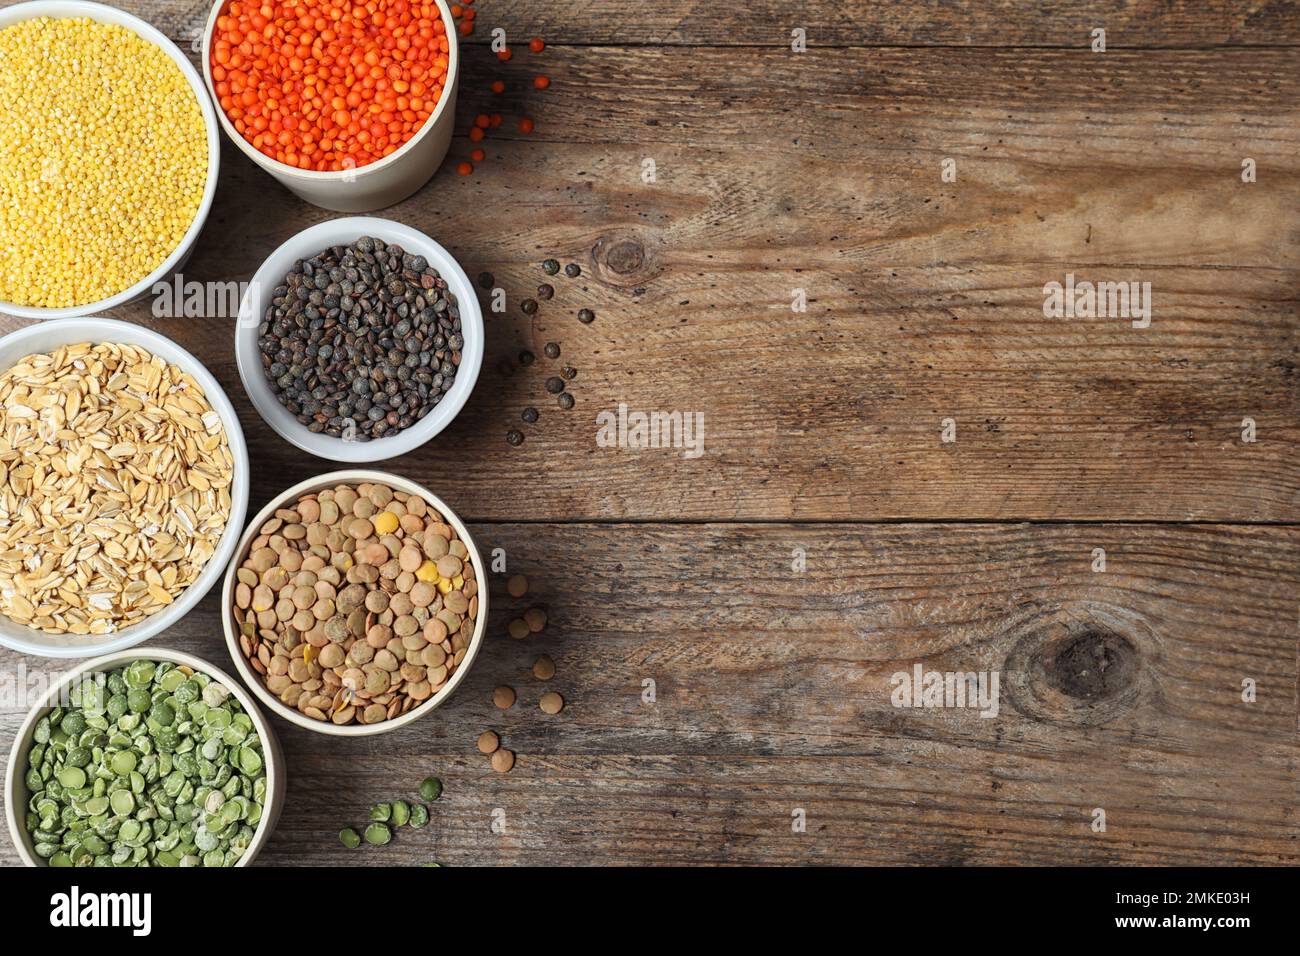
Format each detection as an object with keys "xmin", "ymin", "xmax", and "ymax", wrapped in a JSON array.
[{"xmin": 0, "ymin": 318, "xmax": 249, "ymax": 657}]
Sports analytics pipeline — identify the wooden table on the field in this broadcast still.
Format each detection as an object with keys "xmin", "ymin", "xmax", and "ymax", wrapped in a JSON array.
[{"xmin": 1, "ymin": 0, "xmax": 1297, "ymax": 866}]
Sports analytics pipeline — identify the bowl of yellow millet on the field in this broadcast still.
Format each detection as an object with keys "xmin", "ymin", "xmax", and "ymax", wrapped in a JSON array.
[{"xmin": 0, "ymin": 1, "xmax": 220, "ymax": 319}]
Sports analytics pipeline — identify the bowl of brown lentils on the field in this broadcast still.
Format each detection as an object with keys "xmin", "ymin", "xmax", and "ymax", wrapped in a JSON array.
[
  {"xmin": 221, "ymin": 470, "xmax": 487, "ymax": 736},
  {"xmin": 234, "ymin": 217, "xmax": 483, "ymax": 463}
]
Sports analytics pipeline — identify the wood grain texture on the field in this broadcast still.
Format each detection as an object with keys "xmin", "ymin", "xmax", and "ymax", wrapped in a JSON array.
[
  {"xmin": 2, "ymin": 523, "xmax": 1296, "ymax": 865},
  {"xmin": 2, "ymin": 40, "xmax": 1297, "ymax": 521},
  {"xmin": 71, "ymin": 0, "xmax": 1300, "ymax": 48}
]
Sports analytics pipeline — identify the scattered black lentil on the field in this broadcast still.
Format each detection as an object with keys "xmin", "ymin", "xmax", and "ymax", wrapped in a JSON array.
[
  {"xmin": 536, "ymin": 283, "xmax": 554, "ymax": 300},
  {"xmin": 542, "ymin": 259, "xmax": 560, "ymax": 275},
  {"xmin": 258, "ymin": 236, "xmax": 463, "ymax": 441},
  {"xmin": 564, "ymin": 263, "xmax": 581, "ymax": 278},
  {"xmin": 519, "ymin": 350, "xmax": 535, "ymax": 366},
  {"xmin": 521, "ymin": 298, "xmax": 538, "ymax": 315},
  {"xmin": 577, "ymin": 308, "xmax": 595, "ymax": 324},
  {"xmin": 506, "ymin": 429, "xmax": 524, "ymax": 446},
  {"xmin": 477, "ymin": 271, "xmax": 495, "ymax": 290},
  {"xmin": 560, "ymin": 366, "xmax": 577, "ymax": 380},
  {"xmin": 544, "ymin": 376, "xmax": 565, "ymax": 394},
  {"xmin": 544, "ymin": 342, "xmax": 560, "ymax": 359},
  {"xmin": 522, "ymin": 407, "xmax": 539, "ymax": 423},
  {"xmin": 558, "ymin": 392, "xmax": 575, "ymax": 410}
]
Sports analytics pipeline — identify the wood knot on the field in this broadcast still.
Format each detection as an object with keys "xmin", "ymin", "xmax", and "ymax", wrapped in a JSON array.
[
  {"xmin": 1001, "ymin": 603, "xmax": 1156, "ymax": 727},
  {"xmin": 591, "ymin": 233, "xmax": 659, "ymax": 287},
  {"xmin": 1043, "ymin": 629, "xmax": 1139, "ymax": 701}
]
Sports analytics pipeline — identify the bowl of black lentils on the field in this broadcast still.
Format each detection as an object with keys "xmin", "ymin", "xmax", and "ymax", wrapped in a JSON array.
[{"xmin": 235, "ymin": 217, "xmax": 483, "ymax": 462}]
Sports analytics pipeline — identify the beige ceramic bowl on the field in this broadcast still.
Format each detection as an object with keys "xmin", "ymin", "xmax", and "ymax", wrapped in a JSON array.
[
  {"xmin": 200, "ymin": 0, "xmax": 459, "ymax": 211},
  {"xmin": 5, "ymin": 648, "xmax": 285, "ymax": 867},
  {"xmin": 221, "ymin": 469, "xmax": 487, "ymax": 736}
]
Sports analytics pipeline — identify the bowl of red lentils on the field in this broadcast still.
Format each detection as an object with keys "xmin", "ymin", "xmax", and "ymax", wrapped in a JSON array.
[
  {"xmin": 202, "ymin": 0, "xmax": 459, "ymax": 212},
  {"xmin": 0, "ymin": 1, "xmax": 221, "ymax": 319}
]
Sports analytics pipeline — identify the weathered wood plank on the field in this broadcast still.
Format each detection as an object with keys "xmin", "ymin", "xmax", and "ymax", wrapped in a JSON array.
[
  {"xmin": 2, "ymin": 45, "xmax": 1296, "ymax": 521},
  {"xmin": 60, "ymin": 0, "xmax": 1300, "ymax": 48},
  {"xmin": 2, "ymin": 523, "xmax": 1295, "ymax": 864}
]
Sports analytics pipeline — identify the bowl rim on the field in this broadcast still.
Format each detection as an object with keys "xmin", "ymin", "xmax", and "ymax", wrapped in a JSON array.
[
  {"xmin": 0, "ymin": 317, "xmax": 251, "ymax": 658},
  {"xmin": 200, "ymin": 0, "xmax": 459, "ymax": 182},
  {"xmin": 220, "ymin": 468, "xmax": 488, "ymax": 736},
  {"xmin": 4, "ymin": 646, "xmax": 283, "ymax": 867},
  {"xmin": 0, "ymin": 0, "xmax": 221, "ymax": 320},
  {"xmin": 233, "ymin": 216, "xmax": 484, "ymax": 463}
]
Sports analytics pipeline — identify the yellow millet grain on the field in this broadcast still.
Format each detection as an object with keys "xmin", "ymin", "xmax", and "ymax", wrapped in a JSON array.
[{"xmin": 0, "ymin": 17, "xmax": 208, "ymax": 308}]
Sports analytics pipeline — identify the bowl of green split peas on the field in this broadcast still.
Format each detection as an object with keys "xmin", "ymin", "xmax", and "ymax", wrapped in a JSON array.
[{"xmin": 4, "ymin": 648, "xmax": 285, "ymax": 867}]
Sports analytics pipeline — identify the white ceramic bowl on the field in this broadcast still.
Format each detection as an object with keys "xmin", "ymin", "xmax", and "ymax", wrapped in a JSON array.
[
  {"xmin": 0, "ymin": 318, "xmax": 250, "ymax": 657},
  {"xmin": 201, "ymin": 0, "xmax": 459, "ymax": 211},
  {"xmin": 221, "ymin": 469, "xmax": 487, "ymax": 736},
  {"xmin": 0, "ymin": 0, "xmax": 220, "ymax": 320},
  {"xmin": 5, "ymin": 647, "xmax": 285, "ymax": 866},
  {"xmin": 235, "ymin": 217, "xmax": 483, "ymax": 463}
]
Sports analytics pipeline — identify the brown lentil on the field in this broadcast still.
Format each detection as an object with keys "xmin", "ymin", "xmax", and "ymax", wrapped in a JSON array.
[
  {"xmin": 491, "ymin": 749, "xmax": 515, "ymax": 772},
  {"xmin": 477, "ymin": 730, "xmax": 500, "ymax": 754},
  {"xmin": 524, "ymin": 607, "xmax": 548, "ymax": 632},
  {"xmin": 507, "ymin": 618, "xmax": 529, "ymax": 640},
  {"xmin": 506, "ymin": 574, "xmax": 529, "ymax": 598},
  {"xmin": 539, "ymin": 691, "xmax": 564, "ymax": 715},
  {"xmin": 231, "ymin": 481, "xmax": 479, "ymax": 726},
  {"xmin": 532, "ymin": 655, "xmax": 555, "ymax": 680},
  {"xmin": 493, "ymin": 685, "xmax": 516, "ymax": 709}
]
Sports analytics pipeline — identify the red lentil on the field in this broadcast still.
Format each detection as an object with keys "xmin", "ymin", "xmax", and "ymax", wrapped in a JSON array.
[
  {"xmin": 468, "ymin": 125, "xmax": 484, "ymax": 142},
  {"xmin": 470, "ymin": 147, "xmax": 484, "ymax": 162},
  {"xmin": 497, "ymin": 47, "xmax": 512, "ymax": 61},
  {"xmin": 210, "ymin": 0, "xmax": 452, "ymax": 172},
  {"xmin": 490, "ymin": 80, "xmax": 505, "ymax": 93},
  {"xmin": 518, "ymin": 116, "xmax": 534, "ymax": 134},
  {"xmin": 456, "ymin": 161, "xmax": 473, "ymax": 175},
  {"xmin": 528, "ymin": 37, "xmax": 544, "ymax": 53},
  {"xmin": 533, "ymin": 75, "xmax": 550, "ymax": 90}
]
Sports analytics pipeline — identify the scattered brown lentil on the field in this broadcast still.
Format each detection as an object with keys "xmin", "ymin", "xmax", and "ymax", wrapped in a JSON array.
[
  {"xmin": 477, "ymin": 730, "xmax": 500, "ymax": 754},
  {"xmin": 532, "ymin": 655, "xmax": 555, "ymax": 680},
  {"xmin": 507, "ymin": 574, "xmax": 529, "ymax": 598},
  {"xmin": 524, "ymin": 607, "xmax": 547, "ymax": 632},
  {"xmin": 507, "ymin": 617, "xmax": 529, "ymax": 640},
  {"xmin": 493, "ymin": 685, "xmax": 516, "ymax": 709},
  {"xmin": 539, "ymin": 691, "xmax": 564, "ymax": 715},
  {"xmin": 491, "ymin": 749, "xmax": 515, "ymax": 772}
]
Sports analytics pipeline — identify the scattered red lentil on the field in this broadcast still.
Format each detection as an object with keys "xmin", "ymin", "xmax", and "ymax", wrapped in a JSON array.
[
  {"xmin": 497, "ymin": 47, "xmax": 512, "ymax": 61},
  {"xmin": 209, "ymin": 0, "xmax": 452, "ymax": 172},
  {"xmin": 458, "ymin": 19, "xmax": 472, "ymax": 35},
  {"xmin": 533, "ymin": 75, "xmax": 550, "ymax": 90},
  {"xmin": 490, "ymin": 80, "xmax": 505, "ymax": 93},
  {"xmin": 470, "ymin": 148, "xmax": 484, "ymax": 162},
  {"xmin": 468, "ymin": 125, "xmax": 484, "ymax": 143},
  {"xmin": 489, "ymin": 113, "xmax": 502, "ymax": 127},
  {"xmin": 529, "ymin": 37, "xmax": 545, "ymax": 53},
  {"xmin": 474, "ymin": 113, "xmax": 490, "ymax": 128},
  {"xmin": 457, "ymin": 161, "xmax": 473, "ymax": 175},
  {"xmin": 518, "ymin": 116, "xmax": 534, "ymax": 134}
]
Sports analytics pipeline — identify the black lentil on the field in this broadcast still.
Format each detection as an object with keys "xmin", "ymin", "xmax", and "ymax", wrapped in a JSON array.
[
  {"xmin": 536, "ymin": 283, "xmax": 554, "ymax": 300},
  {"xmin": 522, "ymin": 407, "xmax": 539, "ymax": 423},
  {"xmin": 544, "ymin": 342, "xmax": 560, "ymax": 359},
  {"xmin": 560, "ymin": 366, "xmax": 577, "ymax": 380},
  {"xmin": 257, "ymin": 236, "xmax": 463, "ymax": 441},
  {"xmin": 506, "ymin": 429, "xmax": 524, "ymax": 446},
  {"xmin": 544, "ymin": 376, "xmax": 565, "ymax": 394},
  {"xmin": 521, "ymin": 298, "xmax": 538, "ymax": 315},
  {"xmin": 564, "ymin": 263, "xmax": 581, "ymax": 278},
  {"xmin": 542, "ymin": 259, "xmax": 560, "ymax": 275},
  {"xmin": 558, "ymin": 392, "xmax": 575, "ymax": 410},
  {"xmin": 477, "ymin": 271, "xmax": 495, "ymax": 290},
  {"xmin": 519, "ymin": 350, "xmax": 535, "ymax": 366},
  {"xmin": 577, "ymin": 308, "xmax": 595, "ymax": 324}
]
